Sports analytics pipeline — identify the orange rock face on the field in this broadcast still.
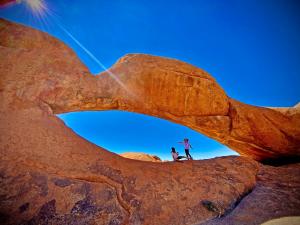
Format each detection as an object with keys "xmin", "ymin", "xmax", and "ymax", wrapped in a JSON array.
[
  {"xmin": 0, "ymin": 19, "xmax": 300, "ymax": 225},
  {"xmin": 1, "ymin": 19, "xmax": 299, "ymax": 162},
  {"xmin": 120, "ymin": 153, "xmax": 162, "ymax": 162},
  {"xmin": 201, "ymin": 163, "xmax": 300, "ymax": 225}
]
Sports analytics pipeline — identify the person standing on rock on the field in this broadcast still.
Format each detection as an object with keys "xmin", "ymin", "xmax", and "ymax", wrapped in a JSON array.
[
  {"xmin": 178, "ymin": 138, "xmax": 193, "ymax": 160},
  {"xmin": 171, "ymin": 147, "xmax": 187, "ymax": 161}
]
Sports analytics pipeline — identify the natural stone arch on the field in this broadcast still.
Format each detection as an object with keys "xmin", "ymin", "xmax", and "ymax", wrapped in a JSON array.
[
  {"xmin": 52, "ymin": 53, "xmax": 300, "ymax": 162},
  {"xmin": 1, "ymin": 19, "xmax": 299, "ymax": 162}
]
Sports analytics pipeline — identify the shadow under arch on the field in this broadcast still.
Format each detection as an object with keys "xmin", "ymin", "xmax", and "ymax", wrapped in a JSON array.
[{"xmin": 58, "ymin": 110, "xmax": 239, "ymax": 161}]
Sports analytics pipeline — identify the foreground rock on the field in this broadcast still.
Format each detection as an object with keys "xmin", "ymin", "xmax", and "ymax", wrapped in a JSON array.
[
  {"xmin": 120, "ymin": 152, "xmax": 162, "ymax": 162},
  {"xmin": 0, "ymin": 19, "xmax": 300, "ymax": 225},
  {"xmin": 1, "ymin": 155, "xmax": 260, "ymax": 225},
  {"xmin": 200, "ymin": 163, "xmax": 300, "ymax": 225},
  {"xmin": 261, "ymin": 217, "xmax": 300, "ymax": 225}
]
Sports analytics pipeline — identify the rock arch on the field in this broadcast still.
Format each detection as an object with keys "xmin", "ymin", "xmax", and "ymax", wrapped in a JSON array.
[{"xmin": 1, "ymin": 19, "xmax": 300, "ymax": 162}]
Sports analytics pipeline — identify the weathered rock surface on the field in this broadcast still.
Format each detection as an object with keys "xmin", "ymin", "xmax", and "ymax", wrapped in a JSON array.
[
  {"xmin": 0, "ymin": 19, "xmax": 300, "ymax": 225},
  {"xmin": 120, "ymin": 153, "xmax": 162, "ymax": 162},
  {"xmin": 268, "ymin": 102, "xmax": 300, "ymax": 117},
  {"xmin": 1, "ymin": 19, "xmax": 299, "ymax": 162},
  {"xmin": 199, "ymin": 163, "xmax": 300, "ymax": 225},
  {"xmin": 261, "ymin": 217, "xmax": 300, "ymax": 225}
]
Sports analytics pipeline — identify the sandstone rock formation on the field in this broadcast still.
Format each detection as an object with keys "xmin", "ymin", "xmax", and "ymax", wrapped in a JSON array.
[
  {"xmin": 268, "ymin": 102, "xmax": 300, "ymax": 117},
  {"xmin": 120, "ymin": 153, "xmax": 161, "ymax": 162},
  {"xmin": 1, "ymin": 19, "xmax": 299, "ymax": 162},
  {"xmin": 199, "ymin": 163, "xmax": 300, "ymax": 225},
  {"xmin": 0, "ymin": 19, "xmax": 300, "ymax": 225},
  {"xmin": 261, "ymin": 217, "xmax": 300, "ymax": 225}
]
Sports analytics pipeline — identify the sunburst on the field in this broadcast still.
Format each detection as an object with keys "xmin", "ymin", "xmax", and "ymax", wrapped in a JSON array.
[
  {"xmin": 24, "ymin": 0, "xmax": 47, "ymax": 16},
  {"xmin": 0, "ymin": 0, "xmax": 136, "ymax": 98}
]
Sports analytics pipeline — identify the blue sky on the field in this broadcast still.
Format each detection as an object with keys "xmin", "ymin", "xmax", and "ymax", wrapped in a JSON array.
[{"xmin": 1, "ymin": 0, "xmax": 299, "ymax": 160}]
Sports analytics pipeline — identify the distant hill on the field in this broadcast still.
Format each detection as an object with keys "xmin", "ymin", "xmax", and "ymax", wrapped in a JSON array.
[{"xmin": 120, "ymin": 152, "xmax": 162, "ymax": 162}]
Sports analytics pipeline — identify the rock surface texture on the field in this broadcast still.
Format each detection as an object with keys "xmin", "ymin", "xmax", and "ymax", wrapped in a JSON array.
[
  {"xmin": 261, "ymin": 217, "xmax": 300, "ymax": 225},
  {"xmin": 120, "ymin": 153, "xmax": 162, "ymax": 162},
  {"xmin": 0, "ymin": 19, "xmax": 300, "ymax": 225},
  {"xmin": 199, "ymin": 164, "xmax": 300, "ymax": 225},
  {"xmin": 1, "ymin": 19, "xmax": 300, "ymax": 162}
]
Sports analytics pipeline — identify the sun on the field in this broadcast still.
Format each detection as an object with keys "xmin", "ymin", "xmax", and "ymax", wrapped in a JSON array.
[
  {"xmin": 0, "ymin": 0, "xmax": 135, "ymax": 97},
  {"xmin": 24, "ymin": 0, "xmax": 47, "ymax": 16}
]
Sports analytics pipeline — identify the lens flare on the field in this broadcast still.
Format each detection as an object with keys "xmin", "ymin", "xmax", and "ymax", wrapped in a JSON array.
[
  {"xmin": 0, "ymin": 0, "xmax": 21, "ymax": 8},
  {"xmin": 54, "ymin": 18, "xmax": 135, "ymax": 96},
  {"xmin": 0, "ymin": 0, "xmax": 137, "ymax": 99},
  {"xmin": 24, "ymin": 0, "xmax": 47, "ymax": 16}
]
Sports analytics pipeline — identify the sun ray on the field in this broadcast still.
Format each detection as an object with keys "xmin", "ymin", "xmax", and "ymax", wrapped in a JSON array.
[
  {"xmin": 51, "ymin": 16, "xmax": 136, "ymax": 98},
  {"xmin": 10, "ymin": 0, "xmax": 138, "ymax": 99},
  {"xmin": 24, "ymin": 0, "xmax": 47, "ymax": 17}
]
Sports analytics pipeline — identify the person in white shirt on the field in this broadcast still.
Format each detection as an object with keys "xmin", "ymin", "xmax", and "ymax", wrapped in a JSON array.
[
  {"xmin": 178, "ymin": 138, "xmax": 193, "ymax": 160},
  {"xmin": 171, "ymin": 147, "xmax": 186, "ymax": 161}
]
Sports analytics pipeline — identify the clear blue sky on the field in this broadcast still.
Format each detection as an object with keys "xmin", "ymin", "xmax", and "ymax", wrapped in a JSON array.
[{"xmin": 1, "ymin": 0, "xmax": 299, "ymax": 160}]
